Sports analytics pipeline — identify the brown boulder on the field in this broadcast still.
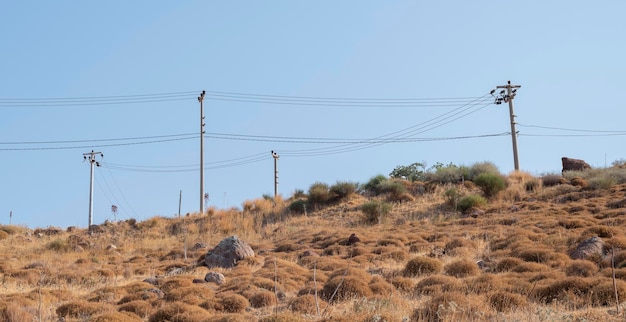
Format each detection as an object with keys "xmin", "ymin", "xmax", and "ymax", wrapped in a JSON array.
[{"xmin": 562, "ymin": 157, "xmax": 591, "ymax": 173}]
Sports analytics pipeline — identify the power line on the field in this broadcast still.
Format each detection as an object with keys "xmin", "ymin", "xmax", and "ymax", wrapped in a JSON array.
[
  {"xmin": 0, "ymin": 133, "xmax": 197, "ymax": 145},
  {"xmin": 0, "ymin": 91, "xmax": 197, "ymax": 108},
  {"xmin": 518, "ymin": 123, "xmax": 626, "ymax": 134},
  {"xmin": 0, "ymin": 135, "xmax": 198, "ymax": 151}
]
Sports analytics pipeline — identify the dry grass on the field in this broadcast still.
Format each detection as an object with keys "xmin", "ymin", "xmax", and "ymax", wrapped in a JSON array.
[{"xmin": 4, "ymin": 172, "xmax": 626, "ymax": 321}]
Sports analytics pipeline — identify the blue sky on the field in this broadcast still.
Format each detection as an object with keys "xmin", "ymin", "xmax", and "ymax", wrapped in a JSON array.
[{"xmin": 2, "ymin": 2, "xmax": 625, "ymax": 229}]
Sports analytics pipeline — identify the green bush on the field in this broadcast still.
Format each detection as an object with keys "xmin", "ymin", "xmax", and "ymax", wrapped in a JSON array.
[
  {"xmin": 363, "ymin": 175, "xmax": 387, "ymax": 195},
  {"xmin": 292, "ymin": 189, "xmax": 306, "ymax": 199},
  {"xmin": 444, "ymin": 188, "xmax": 462, "ymax": 210},
  {"xmin": 468, "ymin": 161, "xmax": 500, "ymax": 180},
  {"xmin": 389, "ymin": 162, "xmax": 426, "ymax": 182},
  {"xmin": 329, "ymin": 181, "xmax": 358, "ymax": 201},
  {"xmin": 361, "ymin": 201, "xmax": 392, "ymax": 224},
  {"xmin": 46, "ymin": 239, "xmax": 70, "ymax": 252},
  {"xmin": 458, "ymin": 194, "xmax": 487, "ymax": 213},
  {"xmin": 308, "ymin": 182, "xmax": 330, "ymax": 205},
  {"xmin": 428, "ymin": 166, "xmax": 466, "ymax": 184},
  {"xmin": 288, "ymin": 199, "xmax": 307, "ymax": 214},
  {"xmin": 377, "ymin": 180, "xmax": 407, "ymax": 199},
  {"xmin": 473, "ymin": 173, "xmax": 506, "ymax": 198}
]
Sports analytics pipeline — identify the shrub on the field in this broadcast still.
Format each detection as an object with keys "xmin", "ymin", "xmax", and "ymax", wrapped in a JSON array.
[
  {"xmin": 535, "ymin": 277, "xmax": 592, "ymax": 305},
  {"xmin": 46, "ymin": 239, "xmax": 70, "ymax": 252},
  {"xmin": 329, "ymin": 181, "xmax": 358, "ymax": 201},
  {"xmin": 474, "ymin": 172, "xmax": 506, "ymax": 198},
  {"xmin": 488, "ymin": 291, "xmax": 527, "ymax": 312},
  {"xmin": 56, "ymin": 301, "xmax": 101, "ymax": 318},
  {"xmin": 118, "ymin": 301, "xmax": 154, "ymax": 319},
  {"xmin": 591, "ymin": 279, "xmax": 626, "ymax": 306},
  {"xmin": 403, "ymin": 256, "xmax": 442, "ymax": 277},
  {"xmin": 516, "ymin": 248, "xmax": 554, "ymax": 263},
  {"xmin": 457, "ymin": 194, "xmax": 487, "ymax": 213},
  {"xmin": 542, "ymin": 174, "xmax": 566, "ymax": 187},
  {"xmin": 363, "ymin": 175, "xmax": 387, "ymax": 195},
  {"xmin": 91, "ymin": 312, "xmax": 142, "ymax": 322},
  {"xmin": 249, "ymin": 290, "xmax": 276, "ymax": 308},
  {"xmin": 468, "ymin": 161, "xmax": 500, "ymax": 180},
  {"xmin": 218, "ymin": 293, "xmax": 249, "ymax": 313},
  {"xmin": 565, "ymin": 260, "xmax": 598, "ymax": 277},
  {"xmin": 361, "ymin": 201, "xmax": 391, "ymax": 225},
  {"xmin": 290, "ymin": 294, "xmax": 326, "ymax": 314},
  {"xmin": 389, "ymin": 162, "xmax": 426, "ymax": 182},
  {"xmin": 429, "ymin": 165, "xmax": 466, "ymax": 184},
  {"xmin": 377, "ymin": 180, "xmax": 407, "ymax": 200},
  {"xmin": 525, "ymin": 178, "xmax": 542, "ymax": 192},
  {"xmin": 292, "ymin": 189, "xmax": 306, "ymax": 199},
  {"xmin": 444, "ymin": 258, "xmax": 480, "ymax": 278},
  {"xmin": 322, "ymin": 276, "xmax": 373, "ymax": 302},
  {"xmin": 414, "ymin": 275, "xmax": 461, "ymax": 295},
  {"xmin": 308, "ymin": 182, "xmax": 330, "ymax": 205},
  {"xmin": 412, "ymin": 291, "xmax": 473, "ymax": 321},
  {"xmin": 443, "ymin": 188, "xmax": 462, "ymax": 210},
  {"xmin": 494, "ymin": 257, "xmax": 523, "ymax": 272},
  {"xmin": 288, "ymin": 199, "xmax": 306, "ymax": 214}
]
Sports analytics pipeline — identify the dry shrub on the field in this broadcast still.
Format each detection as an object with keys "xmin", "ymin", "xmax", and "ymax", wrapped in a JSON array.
[
  {"xmin": 391, "ymin": 276, "xmax": 414, "ymax": 292},
  {"xmin": 565, "ymin": 260, "xmax": 599, "ymax": 277},
  {"xmin": 493, "ymin": 257, "xmax": 523, "ymax": 272},
  {"xmin": 148, "ymin": 302, "xmax": 207, "ymax": 322},
  {"xmin": 516, "ymin": 248, "xmax": 555, "ymax": 263},
  {"xmin": 1, "ymin": 302, "xmax": 36, "ymax": 321},
  {"xmin": 488, "ymin": 290, "xmax": 528, "ymax": 312},
  {"xmin": 164, "ymin": 285, "xmax": 214, "ymax": 305},
  {"xmin": 558, "ymin": 218, "xmax": 587, "ymax": 229},
  {"xmin": 466, "ymin": 274, "xmax": 505, "ymax": 294},
  {"xmin": 444, "ymin": 238, "xmax": 476, "ymax": 253},
  {"xmin": 570, "ymin": 177, "xmax": 589, "ymax": 188},
  {"xmin": 118, "ymin": 301, "xmax": 154, "ymax": 319},
  {"xmin": 414, "ymin": 275, "xmax": 462, "ymax": 295},
  {"xmin": 542, "ymin": 174, "xmax": 567, "ymax": 187},
  {"xmin": 0, "ymin": 230, "xmax": 9, "ymax": 240},
  {"xmin": 512, "ymin": 262, "xmax": 550, "ymax": 273},
  {"xmin": 403, "ymin": 256, "xmax": 442, "ymax": 277},
  {"xmin": 91, "ymin": 311, "xmax": 142, "ymax": 322},
  {"xmin": 581, "ymin": 226, "xmax": 617, "ymax": 238},
  {"xmin": 444, "ymin": 258, "xmax": 480, "ymax": 278},
  {"xmin": 217, "ymin": 292, "xmax": 250, "ymax": 313},
  {"xmin": 290, "ymin": 294, "xmax": 327, "ymax": 314},
  {"xmin": 160, "ymin": 276, "xmax": 194, "ymax": 293},
  {"xmin": 249, "ymin": 289, "xmax": 276, "ymax": 308},
  {"xmin": 535, "ymin": 277, "xmax": 592, "ymax": 306},
  {"xmin": 369, "ymin": 276, "xmax": 393, "ymax": 296},
  {"xmin": 412, "ymin": 291, "xmax": 474, "ymax": 322},
  {"xmin": 322, "ymin": 276, "xmax": 373, "ymax": 302},
  {"xmin": 590, "ymin": 278, "xmax": 626, "ymax": 306},
  {"xmin": 205, "ymin": 314, "xmax": 256, "ymax": 322},
  {"xmin": 56, "ymin": 301, "xmax": 103, "ymax": 318}
]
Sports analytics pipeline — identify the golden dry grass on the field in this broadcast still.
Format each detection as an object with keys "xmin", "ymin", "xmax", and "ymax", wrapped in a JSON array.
[{"xmin": 3, "ymin": 173, "xmax": 626, "ymax": 320}]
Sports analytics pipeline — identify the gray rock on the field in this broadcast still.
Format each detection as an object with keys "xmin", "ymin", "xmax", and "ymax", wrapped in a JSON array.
[
  {"xmin": 204, "ymin": 235, "xmax": 254, "ymax": 269},
  {"xmin": 570, "ymin": 236, "xmax": 605, "ymax": 260},
  {"xmin": 205, "ymin": 272, "xmax": 226, "ymax": 285}
]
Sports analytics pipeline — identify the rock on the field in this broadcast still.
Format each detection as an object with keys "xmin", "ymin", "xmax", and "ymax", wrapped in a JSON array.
[
  {"xmin": 570, "ymin": 236, "xmax": 605, "ymax": 260},
  {"xmin": 205, "ymin": 272, "xmax": 226, "ymax": 285},
  {"xmin": 143, "ymin": 277, "xmax": 160, "ymax": 286},
  {"xmin": 347, "ymin": 233, "xmax": 361, "ymax": 245},
  {"xmin": 106, "ymin": 244, "xmax": 117, "ymax": 251},
  {"xmin": 562, "ymin": 157, "xmax": 591, "ymax": 173},
  {"xmin": 146, "ymin": 288, "xmax": 164, "ymax": 299},
  {"xmin": 204, "ymin": 236, "xmax": 254, "ymax": 269}
]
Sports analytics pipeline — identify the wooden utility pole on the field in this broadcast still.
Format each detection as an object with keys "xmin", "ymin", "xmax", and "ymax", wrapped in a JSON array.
[{"xmin": 493, "ymin": 81, "xmax": 521, "ymax": 171}]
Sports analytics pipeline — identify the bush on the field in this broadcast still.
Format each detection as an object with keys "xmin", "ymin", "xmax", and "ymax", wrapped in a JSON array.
[
  {"xmin": 565, "ymin": 260, "xmax": 598, "ymax": 277},
  {"xmin": 218, "ymin": 292, "xmax": 250, "ymax": 313},
  {"xmin": 249, "ymin": 290, "xmax": 276, "ymax": 308},
  {"xmin": 457, "ymin": 194, "xmax": 486, "ymax": 213},
  {"xmin": 361, "ymin": 201, "xmax": 392, "ymax": 224},
  {"xmin": 363, "ymin": 175, "xmax": 387, "ymax": 195},
  {"xmin": 403, "ymin": 256, "xmax": 442, "ymax": 277},
  {"xmin": 443, "ymin": 188, "xmax": 462, "ymax": 210},
  {"xmin": 46, "ymin": 239, "xmax": 70, "ymax": 252},
  {"xmin": 307, "ymin": 182, "xmax": 330, "ymax": 205},
  {"xmin": 389, "ymin": 162, "xmax": 426, "ymax": 182},
  {"xmin": 322, "ymin": 276, "xmax": 373, "ymax": 302},
  {"xmin": 290, "ymin": 294, "xmax": 326, "ymax": 314},
  {"xmin": 468, "ymin": 161, "xmax": 500, "ymax": 180},
  {"xmin": 488, "ymin": 291, "xmax": 528, "ymax": 312},
  {"xmin": 414, "ymin": 275, "xmax": 461, "ymax": 295},
  {"xmin": 288, "ymin": 199, "xmax": 307, "ymax": 214},
  {"xmin": 542, "ymin": 174, "xmax": 567, "ymax": 187},
  {"xmin": 473, "ymin": 172, "xmax": 506, "ymax": 198},
  {"xmin": 444, "ymin": 258, "xmax": 480, "ymax": 277},
  {"xmin": 329, "ymin": 181, "xmax": 358, "ymax": 201},
  {"xmin": 429, "ymin": 165, "xmax": 467, "ymax": 184}
]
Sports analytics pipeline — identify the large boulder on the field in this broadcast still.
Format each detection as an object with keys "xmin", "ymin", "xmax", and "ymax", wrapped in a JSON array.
[
  {"xmin": 570, "ymin": 236, "xmax": 605, "ymax": 260},
  {"xmin": 562, "ymin": 157, "xmax": 591, "ymax": 173},
  {"xmin": 204, "ymin": 235, "xmax": 254, "ymax": 268}
]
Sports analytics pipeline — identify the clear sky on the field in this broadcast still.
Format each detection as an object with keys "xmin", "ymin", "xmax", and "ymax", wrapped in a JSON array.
[{"xmin": 2, "ymin": 2, "xmax": 625, "ymax": 229}]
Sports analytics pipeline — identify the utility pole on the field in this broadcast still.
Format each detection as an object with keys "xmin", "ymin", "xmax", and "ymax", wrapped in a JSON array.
[
  {"xmin": 492, "ymin": 81, "xmax": 521, "ymax": 171},
  {"xmin": 83, "ymin": 150, "xmax": 103, "ymax": 227},
  {"xmin": 198, "ymin": 90, "xmax": 206, "ymax": 214},
  {"xmin": 271, "ymin": 150, "xmax": 279, "ymax": 200}
]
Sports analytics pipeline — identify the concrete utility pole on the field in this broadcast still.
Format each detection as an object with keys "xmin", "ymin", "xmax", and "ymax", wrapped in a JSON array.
[
  {"xmin": 198, "ymin": 91, "xmax": 206, "ymax": 214},
  {"xmin": 492, "ymin": 81, "xmax": 521, "ymax": 171},
  {"xmin": 83, "ymin": 150, "xmax": 103, "ymax": 227},
  {"xmin": 271, "ymin": 150, "xmax": 279, "ymax": 200}
]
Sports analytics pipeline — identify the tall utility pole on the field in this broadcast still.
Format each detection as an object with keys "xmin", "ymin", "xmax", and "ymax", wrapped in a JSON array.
[
  {"xmin": 271, "ymin": 150, "xmax": 279, "ymax": 200},
  {"xmin": 83, "ymin": 150, "xmax": 103, "ymax": 227},
  {"xmin": 198, "ymin": 90, "xmax": 206, "ymax": 214},
  {"xmin": 493, "ymin": 81, "xmax": 521, "ymax": 171}
]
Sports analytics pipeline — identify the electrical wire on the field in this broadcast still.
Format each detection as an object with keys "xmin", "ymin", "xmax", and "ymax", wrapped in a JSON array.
[
  {"xmin": 0, "ymin": 133, "xmax": 197, "ymax": 145},
  {"xmin": 0, "ymin": 91, "xmax": 198, "ymax": 107},
  {"xmin": 518, "ymin": 123, "xmax": 626, "ymax": 134},
  {"xmin": 0, "ymin": 135, "xmax": 199, "ymax": 151}
]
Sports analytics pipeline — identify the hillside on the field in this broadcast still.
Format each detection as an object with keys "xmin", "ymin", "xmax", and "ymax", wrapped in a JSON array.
[{"xmin": 2, "ymin": 167, "xmax": 626, "ymax": 321}]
